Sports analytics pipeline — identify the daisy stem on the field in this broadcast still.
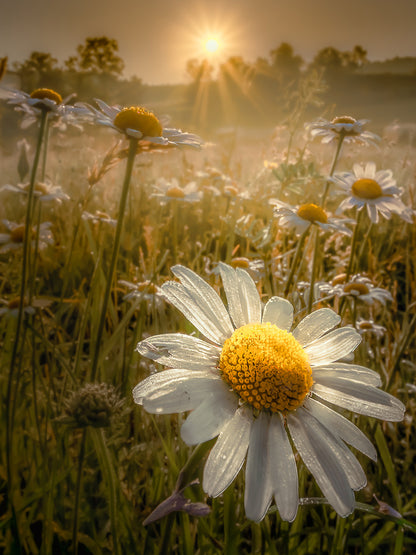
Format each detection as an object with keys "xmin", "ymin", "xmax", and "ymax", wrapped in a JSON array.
[
  {"xmin": 284, "ymin": 228, "xmax": 309, "ymax": 296},
  {"xmin": 5, "ymin": 107, "xmax": 48, "ymax": 498},
  {"xmin": 90, "ymin": 137, "xmax": 138, "ymax": 381},
  {"xmin": 345, "ymin": 208, "xmax": 365, "ymax": 281},
  {"xmin": 307, "ymin": 227, "xmax": 321, "ymax": 314},
  {"xmin": 72, "ymin": 429, "xmax": 87, "ymax": 555},
  {"xmin": 321, "ymin": 133, "xmax": 345, "ymax": 207},
  {"xmin": 41, "ymin": 116, "xmax": 50, "ymax": 182}
]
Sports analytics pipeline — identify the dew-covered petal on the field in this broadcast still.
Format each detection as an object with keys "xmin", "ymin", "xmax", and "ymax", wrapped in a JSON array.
[
  {"xmin": 169, "ymin": 265, "xmax": 234, "ymax": 341},
  {"xmin": 262, "ymin": 297, "xmax": 293, "ymax": 331},
  {"xmin": 312, "ymin": 377, "xmax": 405, "ymax": 421},
  {"xmin": 305, "ymin": 327, "xmax": 361, "ymax": 365},
  {"xmin": 180, "ymin": 387, "xmax": 238, "ymax": 445},
  {"xmin": 218, "ymin": 262, "xmax": 246, "ymax": 329},
  {"xmin": 268, "ymin": 413, "xmax": 299, "ymax": 522},
  {"xmin": 162, "ymin": 281, "xmax": 226, "ymax": 345},
  {"xmin": 245, "ymin": 411, "xmax": 273, "ymax": 522},
  {"xmin": 312, "ymin": 362, "xmax": 381, "ymax": 387},
  {"xmin": 287, "ymin": 408, "xmax": 355, "ymax": 517},
  {"xmin": 292, "ymin": 308, "xmax": 341, "ymax": 346},
  {"xmin": 203, "ymin": 407, "xmax": 252, "ymax": 497},
  {"xmin": 304, "ymin": 397, "xmax": 377, "ymax": 461},
  {"xmin": 236, "ymin": 268, "xmax": 262, "ymax": 324},
  {"xmin": 137, "ymin": 333, "xmax": 220, "ymax": 371},
  {"xmin": 132, "ymin": 368, "xmax": 220, "ymax": 405}
]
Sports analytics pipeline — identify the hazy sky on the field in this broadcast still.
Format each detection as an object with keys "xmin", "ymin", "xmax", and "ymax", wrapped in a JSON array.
[{"xmin": 2, "ymin": 0, "xmax": 416, "ymax": 84}]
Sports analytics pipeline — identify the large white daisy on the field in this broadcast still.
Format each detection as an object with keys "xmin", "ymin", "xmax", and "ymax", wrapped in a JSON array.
[
  {"xmin": 133, "ymin": 264, "xmax": 404, "ymax": 522},
  {"xmin": 77, "ymin": 99, "xmax": 203, "ymax": 148},
  {"xmin": 334, "ymin": 162, "xmax": 413, "ymax": 224}
]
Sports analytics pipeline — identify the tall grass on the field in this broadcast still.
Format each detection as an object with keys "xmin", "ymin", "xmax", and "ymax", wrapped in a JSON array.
[{"xmin": 0, "ymin": 100, "xmax": 415, "ymax": 554}]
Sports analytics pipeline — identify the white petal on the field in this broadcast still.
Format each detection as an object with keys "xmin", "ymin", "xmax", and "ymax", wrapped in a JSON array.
[
  {"xmin": 312, "ymin": 378, "xmax": 405, "ymax": 421},
  {"xmin": 287, "ymin": 409, "xmax": 355, "ymax": 517},
  {"xmin": 262, "ymin": 297, "xmax": 293, "ymax": 331},
  {"xmin": 312, "ymin": 362, "xmax": 381, "ymax": 387},
  {"xmin": 245, "ymin": 412, "xmax": 273, "ymax": 521},
  {"xmin": 218, "ymin": 262, "xmax": 247, "ymax": 329},
  {"xmin": 137, "ymin": 333, "xmax": 220, "ymax": 371},
  {"xmin": 304, "ymin": 397, "xmax": 377, "ymax": 461},
  {"xmin": 305, "ymin": 327, "xmax": 361, "ymax": 365},
  {"xmin": 293, "ymin": 308, "xmax": 341, "ymax": 346},
  {"xmin": 203, "ymin": 406, "xmax": 252, "ymax": 497},
  {"xmin": 180, "ymin": 387, "xmax": 238, "ymax": 445},
  {"xmin": 236, "ymin": 268, "xmax": 262, "ymax": 324},
  {"xmin": 133, "ymin": 368, "xmax": 220, "ymax": 404},
  {"xmin": 268, "ymin": 414, "xmax": 299, "ymax": 522}
]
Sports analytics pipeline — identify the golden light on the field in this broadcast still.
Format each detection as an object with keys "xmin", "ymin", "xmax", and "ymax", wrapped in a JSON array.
[{"xmin": 204, "ymin": 37, "xmax": 220, "ymax": 54}]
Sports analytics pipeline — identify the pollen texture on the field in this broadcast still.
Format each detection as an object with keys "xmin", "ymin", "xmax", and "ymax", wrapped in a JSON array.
[
  {"xmin": 113, "ymin": 107, "xmax": 162, "ymax": 137},
  {"xmin": 30, "ymin": 88, "xmax": 62, "ymax": 105},
  {"xmin": 352, "ymin": 178, "xmax": 383, "ymax": 200},
  {"xmin": 220, "ymin": 323, "xmax": 313, "ymax": 413}
]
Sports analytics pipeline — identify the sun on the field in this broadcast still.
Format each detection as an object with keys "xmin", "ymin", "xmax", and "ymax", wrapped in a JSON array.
[{"xmin": 204, "ymin": 37, "xmax": 220, "ymax": 54}]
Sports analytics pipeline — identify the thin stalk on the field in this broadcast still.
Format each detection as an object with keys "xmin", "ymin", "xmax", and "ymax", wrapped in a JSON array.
[
  {"xmin": 90, "ymin": 137, "xmax": 138, "ymax": 381},
  {"xmin": 307, "ymin": 226, "xmax": 321, "ymax": 314},
  {"xmin": 5, "ymin": 108, "xmax": 48, "ymax": 498},
  {"xmin": 346, "ymin": 208, "xmax": 365, "ymax": 281},
  {"xmin": 72, "ymin": 430, "xmax": 87, "ymax": 555},
  {"xmin": 283, "ymin": 228, "xmax": 309, "ymax": 296},
  {"xmin": 41, "ymin": 116, "xmax": 50, "ymax": 181},
  {"xmin": 321, "ymin": 132, "xmax": 345, "ymax": 207}
]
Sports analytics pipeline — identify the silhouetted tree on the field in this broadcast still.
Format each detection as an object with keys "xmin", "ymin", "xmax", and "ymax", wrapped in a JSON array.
[
  {"xmin": 14, "ymin": 51, "xmax": 60, "ymax": 91},
  {"xmin": 270, "ymin": 42, "xmax": 303, "ymax": 81},
  {"xmin": 65, "ymin": 37, "xmax": 124, "ymax": 76}
]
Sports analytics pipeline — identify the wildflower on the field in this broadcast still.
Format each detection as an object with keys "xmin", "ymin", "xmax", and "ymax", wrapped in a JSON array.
[
  {"xmin": 119, "ymin": 279, "xmax": 165, "ymax": 312},
  {"xmin": 133, "ymin": 264, "xmax": 404, "ymax": 522},
  {"xmin": 78, "ymin": 99, "xmax": 203, "ymax": 148},
  {"xmin": 307, "ymin": 116, "xmax": 380, "ymax": 146},
  {"xmin": 82, "ymin": 210, "xmax": 117, "ymax": 227},
  {"xmin": 1, "ymin": 180, "xmax": 70, "ymax": 203},
  {"xmin": 0, "ymin": 86, "xmax": 77, "ymax": 129},
  {"xmin": 333, "ymin": 162, "xmax": 413, "ymax": 224},
  {"xmin": 356, "ymin": 318, "xmax": 386, "ymax": 339},
  {"xmin": 331, "ymin": 274, "xmax": 393, "ymax": 305},
  {"xmin": 151, "ymin": 178, "xmax": 202, "ymax": 204},
  {"xmin": 62, "ymin": 383, "xmax": 124, "ymax": 429},
  {"xmin": 0, "ymin": 220, "xmax": 53, "ymax": 254},
  {"xmin": 271, "ymin": 200, "xmax": 353, "ymax": 236}
]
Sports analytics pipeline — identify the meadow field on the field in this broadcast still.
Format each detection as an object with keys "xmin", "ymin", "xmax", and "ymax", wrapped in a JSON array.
[{"xmin": 0, "ymin": 86, "xmax": 415, "ymax": 555}]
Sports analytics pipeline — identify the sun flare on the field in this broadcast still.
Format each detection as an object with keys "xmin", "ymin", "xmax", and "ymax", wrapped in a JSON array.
[{"xmin": 204, "ymin": 37, "xmax": 220, "ymax": 53}]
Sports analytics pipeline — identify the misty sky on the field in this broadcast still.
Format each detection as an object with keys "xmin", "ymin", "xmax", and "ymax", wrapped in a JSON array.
[{"xmin": 1, "ymin": 0, "xmax": 416, "ymax": 84}]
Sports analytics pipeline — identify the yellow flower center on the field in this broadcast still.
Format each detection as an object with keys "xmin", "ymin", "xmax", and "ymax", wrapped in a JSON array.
[
  {"xmin": 331, "ymin": 116, "xmax": 356, "ymax": 125},
  {"xmin": 230, "ymin": 257, "xmax": 250, "ymax": 269},
  {"xmin": 343, "ymin": 282, "xmax": 370, "ymax": 295},
  {"xmin": 351, "ymin": 178, "xmax": 383, "ymax": 200},
  {"xmin": 113, "ymin": 107, "xmax": 162, "ymax": 137},
  {"xmin": 137, "ymin": 281, "xmax": 158, "ymax": 294},
  {"xmin": 10, "ymin": 225, "xmax": 28, "ymax": 243},
  {"xmin": 30, "ymin": 88, "xmax": 62, "ymax": 106},
  {"xmin": 166, "ymin": 186, "xmax": 185, "ymax": 198},
  {"xmin": 8, "ymin": 297, "xmax": 28, "ymax": 310},
  {"xmin": 23, "ymin": 182, "xmax": 49, "ymax": 194},
  {"xmin": 331, "ymin": 273, "xmax": 347, "ymax": 286},
  {"xmin": 297, "ymin": 203, "xmax": 328, "ymax": 224},
  {"xmin": 358, "ymin": 321, "xmax": 373, "ymax": 330},
  {"xmin": 219, "ymin": 323, "xmax": 313, "ymax": 413}
]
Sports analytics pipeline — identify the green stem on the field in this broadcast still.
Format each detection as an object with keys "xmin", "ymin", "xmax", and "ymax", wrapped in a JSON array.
[
  {"xmin": 90, "ymin": 137, "xmax": 138, "ymax": 381},
  {"xmin": 5, "ymin": 108, "xmax": 48, "ymax": 501},
  {"xmin": 307, "ymin": 227, "xmax": 321, "ymax": 314},
  {"xmin": 72, "ymin": 430, "xmax": 87, "ymax": 555},
  {"xmin": 283, "ymin": 228, "xmax": 309, "ymax": 297},
  {"xmin": 346, "ymin": 208, "xmax": 365, "ymax": 281},
  {"xmin": 41, "ymin": 116, "xmax": 50, "ymax": 181},
  {"xmin": 322, "ymin": 132, "xmax": 345, "ymax": 207}
]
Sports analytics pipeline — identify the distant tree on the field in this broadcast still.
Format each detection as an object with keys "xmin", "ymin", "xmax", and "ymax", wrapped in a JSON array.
[
  {"xmin": 312, "ymin": 46, "xmax": 344, "ymax": 73},
  {"xmin": 65, "ymin": 37, "xmax": 125, "ymax": 76},
  {"xmin": 270, "ymin": 42, "xmax": 303, "ymax": 81},
  {"xmin": 185, "ymin": 58, "xmax": 214, "ymax": 83},
  {"xmin": 13, "ymin": 51, "xmax": 60, "ymax": 91},
  {"xmin": 346, "ymin": 45, "xmax": 368, "ymax": 69}
]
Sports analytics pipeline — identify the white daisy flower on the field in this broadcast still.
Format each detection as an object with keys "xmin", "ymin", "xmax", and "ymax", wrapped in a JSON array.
[
  {"xmin": 1, "ymin": 181, "xmax": 70, "ymax": 203},
  {"xmin": 307, "ymin": 116, "xmax": 380, "ymax": 146},
  {"xmin": 0, "ymin": 220, "xmax": 54, "ymax": 254},
  {"xmin": 133, "ymin": 264, "xmax": 404, "ymax": 522},
  {"xmin": 0, "ymin": 87, "xmax": 77, "ymax": 129},
  {"xmin": 331, "ymin": 274, "xmax": 393, "ymax": 306},
  {"xmin": 151, "ymin": 178, "xmax": 202, "ymax": 204},
  {"xmin": 77, "ymin": 99, "xmax": 203, "ymax": 148},
  {"xmin": 271, "ymin": 200, "xmax": 353, "ymax": 236},
  {"xmin": 333, "ymin": 162, "xmax": 413, "ymax": 224},
  {"xmin": 0, "ymin": 296, "xmax": 52, "ymax": 318},
  {"xmin": 356, "ymin": 318, "xmax": 386, "ymax": 339}
]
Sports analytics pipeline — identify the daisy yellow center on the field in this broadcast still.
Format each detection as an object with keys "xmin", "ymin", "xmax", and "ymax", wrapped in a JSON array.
[
  {"xmin": 332, "ymin": 116, "xmax": 356, "ymax": 125},
  {"xmin": 297, "ymin": 203, "xmax": 328, "ymax": 223},
  {"xmin": 344, "ymin": 282, "xmax": 370, "ymax": 295},
  {"xmin": 231, "ymin": 257, "xmax": 250, "ymax": 269},
  {"xmin": 113, "ymin": 107, "xmax": 162, "ymax": 137},
  {"xmin": 332, "ymin": 273, "xmax": 347, "ymax": 286},
  {"xmin": 30, "ymin": 88, "xmax": 62, "ymax": 105},
  {"xmin": 166, "ymin": 186, "xmax": 185, "ymax": 198},
  {"xmin": 138, "ymin": 281, "xmax": 158, "ymax": 294},
  {"xmin": 352, "ymin": 178, "xmax": 383, "ymax": 200},
  {"xmin": 219, "ymin": 322, "xmax": 313, "ymax": 413},
  {"xmin": 24, "ymin": 182, "xmax": 49, "ymax": 194},
  {"xmin": 8, "ymin": 297, "xmax": 28, "ymax": 309},
  {"xmin": 10, "ymin": 225, "xmax": 27, "ymax": 242}
]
